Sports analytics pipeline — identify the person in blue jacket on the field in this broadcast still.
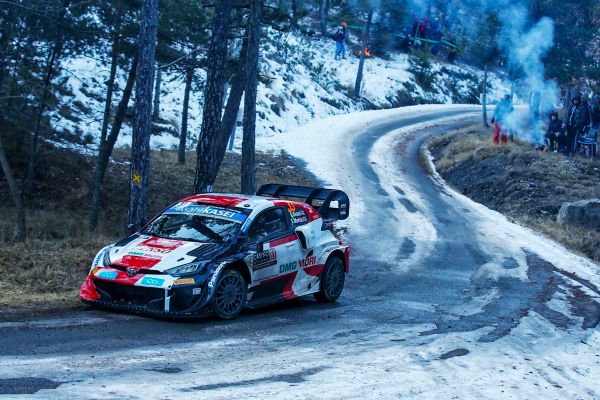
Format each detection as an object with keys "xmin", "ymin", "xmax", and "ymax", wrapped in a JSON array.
[{"xmin": 333, "ymin": 22, "xmax": 347, "ymax": 60}]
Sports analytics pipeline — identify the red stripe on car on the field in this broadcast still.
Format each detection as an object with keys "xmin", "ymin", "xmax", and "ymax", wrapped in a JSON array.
[
  {"xmin": 259, "ymin": 274, "xmax": 283, "ymax": 285},
  {"xmin": 282, "ymin": 272, "xmax": 298, "ymax": 300},
  {"xmin": 269, "ymin": 234, "xmax": 298, "ymax": 247},
  {"xmin": 344, "ymin": 247, "xmax": 350, "ymax": 273},
  {"xmin": 303, "ymin": 264, "xmax": 324, "ymax": 277},
  {"xmin": 179, "ymin": 194, "xmax": 249, "ymax": 207}
]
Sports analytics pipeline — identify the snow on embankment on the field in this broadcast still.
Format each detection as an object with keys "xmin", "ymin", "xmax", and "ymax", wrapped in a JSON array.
[
  {"xmin": 54, "ymin": 29, "xmax": 511, "ymax": 152},
  {"xmin": 259, "ymin": 104, "xmax": 479, "ymax": 223}
]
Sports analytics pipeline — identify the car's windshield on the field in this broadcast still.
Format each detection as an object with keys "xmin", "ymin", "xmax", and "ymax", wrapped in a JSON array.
[{"xmin": 143, "ymin": 203, "xmax": 248, "ymax": 243}]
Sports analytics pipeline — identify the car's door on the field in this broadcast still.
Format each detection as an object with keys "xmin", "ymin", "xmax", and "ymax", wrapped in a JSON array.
[{"xmin": 245, "ymin": 207, "xmax": 302, "ymax": 303}]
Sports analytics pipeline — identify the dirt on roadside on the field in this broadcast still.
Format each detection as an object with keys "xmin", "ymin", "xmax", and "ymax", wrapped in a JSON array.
[{"xmin": 428, "ymin": 126, "xmax": 600, "ymax": 263}]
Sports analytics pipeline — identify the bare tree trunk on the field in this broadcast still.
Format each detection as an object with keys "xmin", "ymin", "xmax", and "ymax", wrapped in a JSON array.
[
  {"xmin": 127, "ymin": 0, "xmax": 158, "ymax": 235},
  {"xmin": 99, "ymin": 7, "xmax": 123, "ymax": 147},
  {"xmin": 291, "ymin": 0, "xmax": 297, "ymax": 27},
  {"xmin": 319, "ymin": 0, "xmax": 328, "ymax": 35},
  {"xmin": 354, "ymin": 8, "xmax": 373, "ymax": 98},
  {"xmin": 193, "ymin": 0, "xmax": 232, "ymax": 193},
  {"xmin": 152, "ymin": 63, "xmax": 161, "ymax": 119},
  {"xmin": 482, "ymin": 64, "xmax": 489, "ymax": 128},
  {"xmin": 210, "ymin": 36, "xmax": 248, "ymax": 173},
  {"xmin": 0, "ymin": 4, "xmax": 24, "ymax": 240},
  {"xmin": 0, "ymin": 130, "xmax": 26, "ymax": 241},
  {"xmin": 24, "ymin": 40, "xmax": 62, "ymax": 198},
  {"xmin": 241, "ymin": 0, "xmax": 262, "ymax": 195},
  {"xmin": 90, "ymin": 58, "xmax": 138, "ymax": 232},
  {"xmin": 178, "ymin": 67, "xmax": 194, "ymax": 165},
  {"xmin": 564, "ymin": 86, "xmax": 571, "ymax": 110}
]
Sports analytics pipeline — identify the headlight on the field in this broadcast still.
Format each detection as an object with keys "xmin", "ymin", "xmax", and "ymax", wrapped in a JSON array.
[
  {"xmin": 102, "ymin": 248, "xmax": 112, "ymax": 266},
  {"xmin": 90, "ymin": 246, "xmax": 113, "ymax": 271},
  {"xmin": 165, "ymin": 262, "xmax": 206, "ymax": 277}
]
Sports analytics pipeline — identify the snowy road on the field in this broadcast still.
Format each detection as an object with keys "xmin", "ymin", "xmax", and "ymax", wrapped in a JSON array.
[{"xmin": 1, "ymin": 106, "xmax": 599, "ymax": 399}]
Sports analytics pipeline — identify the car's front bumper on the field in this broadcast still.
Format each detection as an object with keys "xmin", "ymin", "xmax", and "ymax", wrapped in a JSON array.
[{"xmin": 80, "ymin": 275, "xmax": 213, "ymax": 318}]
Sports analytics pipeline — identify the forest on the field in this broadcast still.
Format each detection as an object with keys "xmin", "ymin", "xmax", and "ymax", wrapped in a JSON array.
[{"xmin": 0, "ymin": 0, "xmax": 598, "ymax": 242}]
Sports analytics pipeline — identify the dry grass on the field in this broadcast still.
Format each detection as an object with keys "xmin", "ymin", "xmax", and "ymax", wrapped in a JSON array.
[
  {"xmin": 0, "ymin": 144, "xmax": 317, "ymax": 314},
  {"xmin": 429, "ymin": 127, "xmax": 600, "ymax": 263}
]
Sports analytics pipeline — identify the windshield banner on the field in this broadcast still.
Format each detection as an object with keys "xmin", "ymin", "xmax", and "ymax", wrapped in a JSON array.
[{"xmin": 165, "ymin": 202, "xmax": 247, "ymax": 223}]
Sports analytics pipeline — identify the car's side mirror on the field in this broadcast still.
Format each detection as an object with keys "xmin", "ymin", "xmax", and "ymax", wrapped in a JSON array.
[
  {"xmin": 295, "ymin": 224, "xmax": 314, "ymax": 251},
  {"xmin": 239, "ymin": 234, "xmax": 262, "ymax": 253}
]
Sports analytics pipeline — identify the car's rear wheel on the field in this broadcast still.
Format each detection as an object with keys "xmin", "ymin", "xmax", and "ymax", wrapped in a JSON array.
[
  {"xmin": 212, "ymin": 269, "xmax": 247, "ymax": 320},
  {"xmin": 314, "ymin": 255, "xmax": 345, "ymax": 302}
]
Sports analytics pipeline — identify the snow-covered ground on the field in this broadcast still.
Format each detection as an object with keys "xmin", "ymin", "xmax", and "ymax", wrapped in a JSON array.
[
  {"xmin": 52, "ymin": 29, "xmax": 513, "ymax": 153},
  {"xmin": 3, "ymin": 106, "xmax": 598, "ymax": 399},
  {"xmin": 261, "ymin": 105, "xmax": 600, "ymax": 398}
]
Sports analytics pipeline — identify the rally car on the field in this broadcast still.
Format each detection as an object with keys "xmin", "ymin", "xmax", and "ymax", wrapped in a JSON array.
[{"xmin": 80, "ymin": 184, "xmax": 350, "ymax": 319}]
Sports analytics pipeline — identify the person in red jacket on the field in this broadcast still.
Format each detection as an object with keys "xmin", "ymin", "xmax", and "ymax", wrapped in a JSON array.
[{"xmin": 491, "ymin": 94, "xmax": 514, "ymax": 144}]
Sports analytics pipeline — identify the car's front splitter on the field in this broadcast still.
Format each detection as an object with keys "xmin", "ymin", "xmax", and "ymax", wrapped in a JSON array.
[{"xmin": 81, "ymin": 298, "xmax": 214, "ymax": 319}]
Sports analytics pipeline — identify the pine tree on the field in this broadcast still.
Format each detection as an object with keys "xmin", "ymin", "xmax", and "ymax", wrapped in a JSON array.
[
  {"xmin": 241, "ymin": 0, "xmax": 263, "ymax": 194},
  {"xmin": 89, "ymin": 0, "xmax": 140, "ymax": 233},
  {"xmin": 354, "ymin": 8, "xmax": 374, "ymax": 98},
  {"xmin": 155, "ymin": 0, "xmax": 209, "ymax": 165},
  {"xmin": 193, "ymin": 0, "xmax": 233, "ymax": 194},
  {"xmin": 178, "ymin": 67, "xmax": 194, "ymax": 164},
  {"xmin": 0, "ymin": 0, "xmax": 26, "ymax": 240},
  {"xmin": 127, "ymin": 0, "xmax": 158, "ymax": 234}
]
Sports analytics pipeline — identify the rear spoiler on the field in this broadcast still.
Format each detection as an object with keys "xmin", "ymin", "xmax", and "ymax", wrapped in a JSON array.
[{"xmin": 256, "ymin": 184, "xmax": 349, "ymax": 221}]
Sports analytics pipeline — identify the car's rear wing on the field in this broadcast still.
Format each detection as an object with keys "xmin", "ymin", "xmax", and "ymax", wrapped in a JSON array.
[{"xmin": 256, "ymin": 184, "xmax": 349, "ymax": 221}]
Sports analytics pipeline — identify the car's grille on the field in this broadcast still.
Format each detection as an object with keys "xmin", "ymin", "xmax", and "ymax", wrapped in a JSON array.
[
  {"xmin": 95, "ymin": 280, "xmax": 164, "ymax": 310},
  {"xmin": 110, "ymin": 265, "xmax": 165, "ymax": 275}
]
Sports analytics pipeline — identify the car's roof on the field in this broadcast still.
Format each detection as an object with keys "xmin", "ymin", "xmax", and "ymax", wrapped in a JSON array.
[{"xmin": 178, "ymin": 193, "xmax": 307, "ymax": 210}]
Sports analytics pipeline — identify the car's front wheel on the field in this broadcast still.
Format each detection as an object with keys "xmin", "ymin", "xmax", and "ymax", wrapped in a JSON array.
[
  {"xmin": 211, "ymin": 269, "xmax": 247, "ymax": 320},
  {"xmin": 314, "ymin": 255, "xmax": 345, "ymax": 302}
]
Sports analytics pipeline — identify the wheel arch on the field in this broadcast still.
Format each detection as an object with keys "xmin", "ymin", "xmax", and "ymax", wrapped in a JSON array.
[
  {"xmin": 327, "ymin": 248, "xmax": 349, "ymax": 273},
  {"xmin": 225, "ymin": 259, "xmax": 252, "ymax": 285}
]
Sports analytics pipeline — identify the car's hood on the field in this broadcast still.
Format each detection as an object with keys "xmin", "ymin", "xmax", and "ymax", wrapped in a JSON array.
[{"xmin": 107, "ymin": 235, "xmax": 231, "ymax": 273}]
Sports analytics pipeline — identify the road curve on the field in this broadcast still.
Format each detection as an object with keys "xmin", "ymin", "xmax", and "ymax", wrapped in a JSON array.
[{"xmin": 1, "ymin": 108, "xmax": 599, "ymax": 399}]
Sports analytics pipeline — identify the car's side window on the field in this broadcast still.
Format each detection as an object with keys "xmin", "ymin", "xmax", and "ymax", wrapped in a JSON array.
[
  {"xmin": 247, "ymin": 208, "xmax": 289, "ymax": 242},
  {"xmin": 288, "ymin": 207, "xmax": 310, "ymax": 227}
]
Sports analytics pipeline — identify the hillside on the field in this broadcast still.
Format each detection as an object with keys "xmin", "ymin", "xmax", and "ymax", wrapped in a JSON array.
[{"xmin": 52, "ymin": 28, "xmax": 512, "ymax": 152}]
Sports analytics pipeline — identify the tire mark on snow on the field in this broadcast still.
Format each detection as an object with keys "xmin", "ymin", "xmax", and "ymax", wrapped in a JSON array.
[
  {"xmin": 419, "ymin": 251, "xmax": 599, "ymax": 342},
  {"xmin": 182, "ymin": 366, "xmax": 327, "ymax": 391}
]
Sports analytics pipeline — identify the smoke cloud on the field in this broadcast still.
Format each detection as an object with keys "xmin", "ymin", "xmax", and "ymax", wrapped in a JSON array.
[{"xmin": 352, "ymin": 0, "xmax": 560, "ymax": 141}]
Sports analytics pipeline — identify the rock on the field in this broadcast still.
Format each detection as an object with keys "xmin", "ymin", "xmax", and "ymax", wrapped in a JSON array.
[{"xmin": 557, "ymin": 199, "xmax": 600, "ymax": 229}]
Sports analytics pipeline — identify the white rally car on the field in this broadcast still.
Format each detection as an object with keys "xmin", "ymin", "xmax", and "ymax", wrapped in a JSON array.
[{"xmin": 80, "ymin": 184, "xmax": 350, "ymax": 319}]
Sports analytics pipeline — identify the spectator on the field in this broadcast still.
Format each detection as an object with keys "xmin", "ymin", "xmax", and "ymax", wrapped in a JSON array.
[
  {"xmin": 564, "ymin": 95, "xmax": 591, "ymax": 155},
  {"xmin": 576, "ymin": 94, "xmax": 595, "ymax": 154},
  {"xmin": 400, "ymin": 35, "xmax": 411, "ymax": 52},
  {"xmin": 333, "ymin": 23, "xmax": 347, "ymax": 60},
  {"xmin": 544, "ymin": 112, "xmax": 564, "ymax": 152},
  {"xmin": 591, "ymin": 95, "xmax": 600, "ymax": 129},
  {"xmin": 491, "ymin": 94, "xmax": 514, "ymax": 144},
  {"xmin": 418, "ymin": 16, "xmax": 429, "ymax": 38},
  {"xmin": 430, "ymin": 26, "xmax": 443, "ymax": 55}
]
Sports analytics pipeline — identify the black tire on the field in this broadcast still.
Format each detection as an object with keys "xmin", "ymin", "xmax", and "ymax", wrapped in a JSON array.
[
  {"xmin": 211, "ymin": 269, "xmax": 247, "ymax": 320},
  {"xmin": 314, "ymin": 256, "xmax": 345, "ymax": 302}
]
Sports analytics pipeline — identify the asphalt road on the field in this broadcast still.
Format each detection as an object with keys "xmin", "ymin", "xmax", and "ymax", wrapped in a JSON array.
[{"xmin": 1, "ymin": 109, "xmax": 598, "ymax": 399}]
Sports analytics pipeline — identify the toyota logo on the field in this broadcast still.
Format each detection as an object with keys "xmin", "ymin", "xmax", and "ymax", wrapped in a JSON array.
[{"xmin": 126, "ymin": 267, "xmax": 137, "ymax": 277}]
